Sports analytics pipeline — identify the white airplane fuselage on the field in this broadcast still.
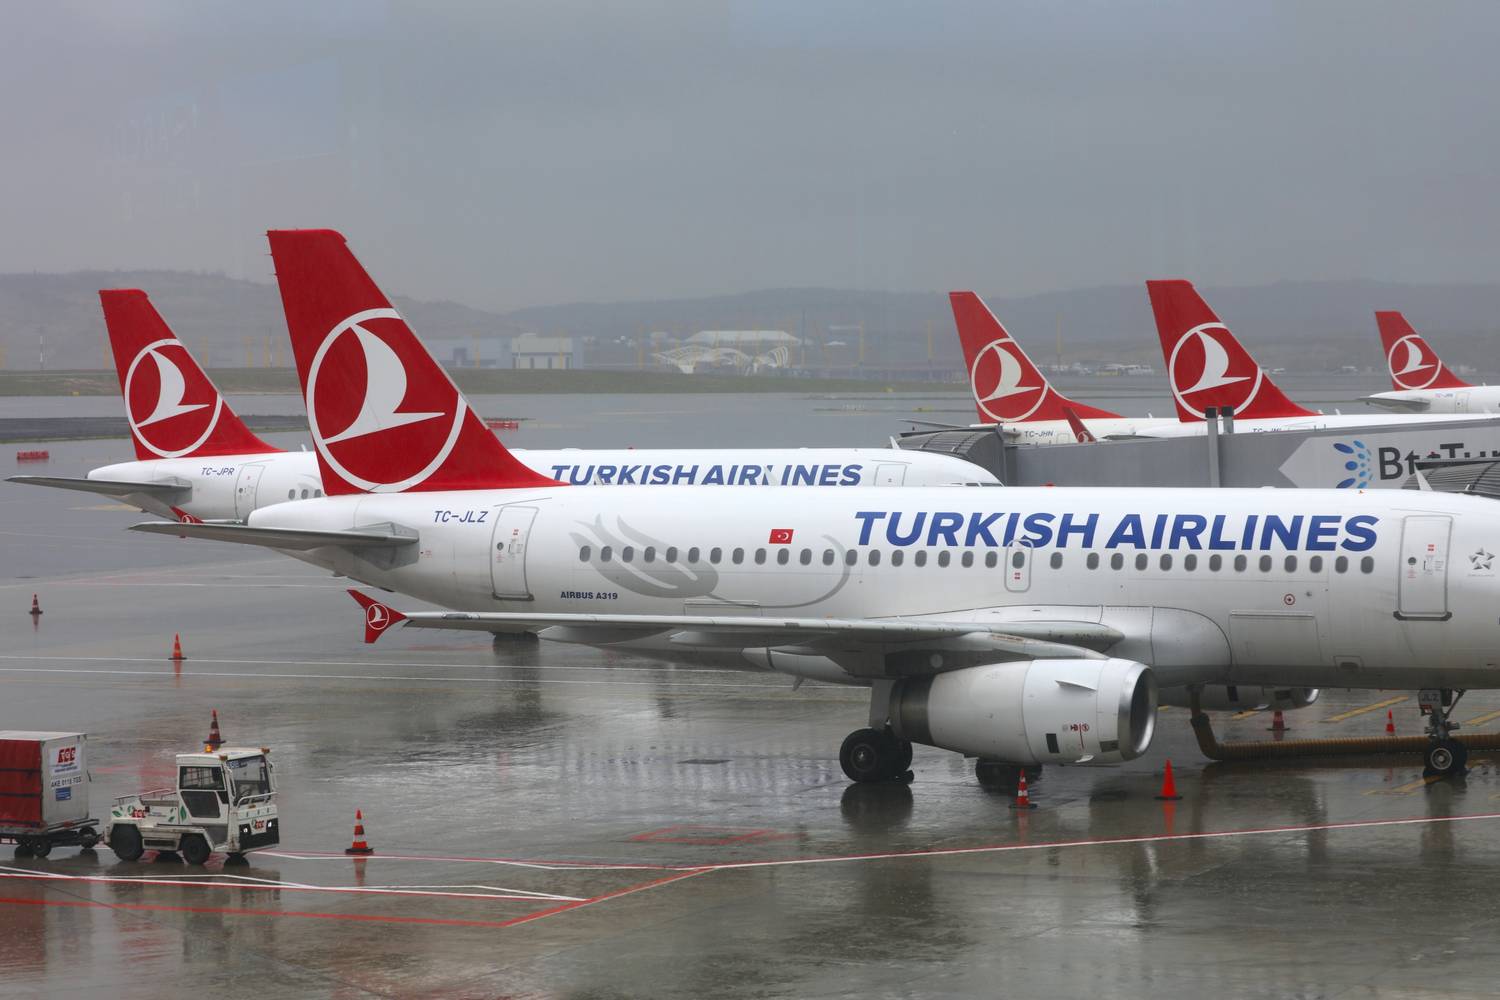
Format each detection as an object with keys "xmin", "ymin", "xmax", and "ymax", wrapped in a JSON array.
[
  {"xmin": 88, "ymin": 447, "xmax": 997, "ymax": 521},
  {"xmin": 992, "ymin": 411, "xmax": 1500, "ymax": 446},
  {"xmin": 1363, "ymin": 386, "xmax": 1500, "ymax": 415},
  {"xmin": 251, "ymin": 484, "xmax": 1500, "ymax": 690}
]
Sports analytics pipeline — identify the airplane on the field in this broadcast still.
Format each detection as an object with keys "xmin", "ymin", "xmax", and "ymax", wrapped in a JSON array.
[
  {"xmin": 1140, "ymin": 281, "xmax": 1500, "ymax": 438},
  {"xmin": 132, "ymin": 229, "xmax": 1500, "ymax": 787},
  {"xmin": 1360, "ymin": 311, "xmax": 1500, "ymax": 414},
  {"xmin": 947, "ymin": 291, "xmax": 1182, "ymax": 444},
  {"xmin": 8, "ymin": 291, "xmax": 997, "ymax": 521}
]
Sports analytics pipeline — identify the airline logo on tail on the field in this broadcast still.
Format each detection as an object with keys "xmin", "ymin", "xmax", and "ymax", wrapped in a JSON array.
[
  {"xmin": 1166, "ymin": 323, "xmax": 1265, "ymax": 419},
  {"xmin": 1376, "ymin": 311, "xmax": 1469, "ymax": 391},
  {"xmin": 307, "ymin": 308, "xmax": 468, "ymax": 492},
  {"xmin": 1147, "ymin": 280, "xmax": 1314, "ymax": 422},
  {"xmin": 123, "ymin": 340, "xmax": 224, "ymax": 457},
  {"xmin": 949, "ymin": 291, "xmax": 1120, "ymax": 424}
]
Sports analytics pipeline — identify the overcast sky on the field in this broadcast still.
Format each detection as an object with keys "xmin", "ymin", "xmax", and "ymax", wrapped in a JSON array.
[{"xmin": 4, "ymin": 1, "xmax": 1500, "ymax": 312}]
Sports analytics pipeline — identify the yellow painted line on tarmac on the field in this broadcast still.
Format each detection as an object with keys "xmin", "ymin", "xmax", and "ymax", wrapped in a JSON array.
[
  {"xmin": 1365, "ymin": 775, "xmax": 1443, "ymax": 796},
  {"xmin": 1321, "ymin": 695, "xmax": 1407, "ymax": 724},
  {"xmin": 1230, "ymin": 709, "xmax": 1262, "ymax": 720},
  {"xmin": 1462, "ymin": 709, "xmax": 1500, "ymax": 728}
]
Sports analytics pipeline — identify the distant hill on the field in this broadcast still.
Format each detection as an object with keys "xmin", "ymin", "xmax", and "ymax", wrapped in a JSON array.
[{"xmin": 3, "ymin": 271, "xmax": 1499, "ymax": 374}]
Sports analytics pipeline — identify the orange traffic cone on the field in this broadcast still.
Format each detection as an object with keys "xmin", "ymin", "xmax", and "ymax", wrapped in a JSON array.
[
  {"xmin": 345, "ymin": 810, "xmax": 375, "ymax": 855},
  {"xmin": 28, "ymin": 594, "xmax": 42, "ymax": 616},
  {"xmin": 1010, "ymin": 770, "xmax": 1037, "ymax": 810},
  {"xmin": 1155, "ymin": 759, "xmax": 1183, "ymax": 801},
  {"xmin": 1267, "ymin": 709, "xmax": 1287, "ymax": 734},
  {"xmin": 204, "ymin": 710, "xmax": 223, "ymax": 751},
  {"xmin": 1385, "ymin": 710, "xmax": 1396, "ymax": 736},
  {"xmin": 170, "ymin": 634, "xmax": 185, "ymax": 662}
]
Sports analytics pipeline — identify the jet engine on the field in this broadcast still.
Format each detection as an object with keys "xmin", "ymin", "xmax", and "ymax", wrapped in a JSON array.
[
  {"xmin": 1159, "ymin": 685, "xmax": 1319, "ymax": 712},
  {"xmin": 889, "ymin": 658, "xmax": 1156, "ymax": 765}
]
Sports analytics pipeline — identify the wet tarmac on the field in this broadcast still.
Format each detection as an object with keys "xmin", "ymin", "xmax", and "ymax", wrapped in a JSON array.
[{"xmin": 6, "ymin": 412, "xmax": 1500, "ymax": 998}]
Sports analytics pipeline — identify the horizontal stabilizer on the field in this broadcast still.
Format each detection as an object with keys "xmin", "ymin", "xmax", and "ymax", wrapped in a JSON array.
[
  {"xmin": 1359, "ymin": 394, "xmax": 1431, "ymax": 413},
  {"xmin": 8, "ymin": 475, "xmax": 191, "ymax": 499},
  {"xmin": 130, "ymin": 521, "xmax": 417, "ymax": 550}
]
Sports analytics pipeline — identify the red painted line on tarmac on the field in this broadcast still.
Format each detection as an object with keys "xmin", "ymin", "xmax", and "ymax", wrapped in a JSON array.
[
  {"xmin": 262, "ymin": 848, "xmax": 675, "ymax": 870},
  {"xmin": 684, "ymin": 809, "xmax": 1500, "ymax": 871},
  {"xmin": 493, "ymin": 867, "xmax": 711, "ymax": 929},
  {"xmin": 0, "ymin": 895, "xmax": 563, "ymax": 929},
  {"xmin": 0, "ymin": 870, "xmax": 578, "ymax": 903}
]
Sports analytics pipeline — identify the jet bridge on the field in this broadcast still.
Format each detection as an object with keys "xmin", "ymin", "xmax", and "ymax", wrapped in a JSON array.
[{"xmin": 897, "ymin": 412, "xmax": 1500, "ymax": 491}]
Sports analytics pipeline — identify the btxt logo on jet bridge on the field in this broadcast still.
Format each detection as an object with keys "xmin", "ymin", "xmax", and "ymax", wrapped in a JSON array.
[
  {"xmin": 1324, "ymin": 439, "xmax": 1498, "ymax": 488},
  {"xmin": 1168, "ymin": 323, "xmax": 1263, "ymax": 419},
  {"xmin": 123, "ymin": 340, "xmax": 224, "ymax": 458},
  {"xmin": 306, "ymin": 309, "xmax": 467, "ymax": 492}
]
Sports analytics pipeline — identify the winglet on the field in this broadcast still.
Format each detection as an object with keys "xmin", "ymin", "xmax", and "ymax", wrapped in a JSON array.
[
  {"xmin": 1375, "ymin": 311, "xmax": 1470, "ymax": 391},
  {"xmin": 349, "ymin": 589, "xmax": 406, "ymax": 644},
  {"xmin": 100, "ymin": 289, "xmax": 279, "ymax": 460},
  {"xmin": 1060, "ymin": 406, "xmax": 1097, "ymax": 443},
  {"xmin": 949, "ymin": 291, "xmax": 1121, "ymax": 424},
  {"xmin": 1146, "ymin": 280, "xmax": 1316, "ymax": 422}
]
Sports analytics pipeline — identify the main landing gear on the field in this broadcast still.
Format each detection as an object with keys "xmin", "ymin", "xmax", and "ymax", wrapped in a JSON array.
[
  {"xmin": 974, "ymin": 760, "xmax": 1043, "ymax": 792},
  {"xmin": 1421, "ymin": 688, "xmax": 1470, "ymax": 778},
  {"xmin": 839, "ymin": 728, "xmax": 914, "ymax": 784}
]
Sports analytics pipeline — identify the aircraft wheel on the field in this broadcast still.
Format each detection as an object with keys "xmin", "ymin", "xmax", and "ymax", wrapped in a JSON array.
[
  {"xmin": 180, "ymin": 834, "xmax": 212, "ymax": 867},
  {"xmin": 1424, "ymin": 739, "xmax": 1467, "ymax": 778},
  {"xmin": 840, "ymin": 728, "xmax": 897, "ymax": 783},
  {"xmin": 109, "ymin": 826, "xmax": 144, "ymax": 862}
]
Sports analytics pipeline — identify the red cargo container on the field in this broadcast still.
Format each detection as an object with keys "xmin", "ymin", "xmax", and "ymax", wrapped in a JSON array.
[{"xmin": 0, "ymin": 731, "xmax": 97, "ymax": 857}]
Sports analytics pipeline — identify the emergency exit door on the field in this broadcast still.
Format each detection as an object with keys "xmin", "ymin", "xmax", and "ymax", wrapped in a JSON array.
[
  {"xmin": 234, "ymin": 464, "xmax": 264, "ymax": 520},
  {"xmin": 1397, "ymin": 515, "xmax": 1452, "ymax": 620},
  {"xmin": 1004, "ymin": 543, "xmax": 1032, "ymax": 592},
  {"xmin": 491, "ymin": 505, "xmax": 538, "ymax": 600}
]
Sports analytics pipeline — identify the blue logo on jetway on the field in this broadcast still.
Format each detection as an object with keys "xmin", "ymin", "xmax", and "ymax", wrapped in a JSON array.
[{"xmin": 1332, "ymin": 440, "xmax": 1371, "ymax": 489}]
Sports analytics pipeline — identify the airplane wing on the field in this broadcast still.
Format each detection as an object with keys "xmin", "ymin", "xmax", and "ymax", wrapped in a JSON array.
[
  {"xmin": 8, "ymin": 475, "xmax": 191, "ymax": 500},
  {"xmin": 130, "ymin": 521, "xmax": 417, "ymax": 551},
  {"xmin": 347, "ymin": 591, "xmax": 1123, "ymax": 670}
]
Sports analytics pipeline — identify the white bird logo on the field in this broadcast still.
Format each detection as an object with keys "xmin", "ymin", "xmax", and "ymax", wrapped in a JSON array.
[
  {"xmin": 1389, "ymin": 336, "xmax": 1439, "ymax": 389},
  {"xmin": 971, "ymin": 339, "xmax": 1047, "ymax": 420},
  {"xmin": 325, "ymin": 321, "xmax": 443, "ymax": 443}
]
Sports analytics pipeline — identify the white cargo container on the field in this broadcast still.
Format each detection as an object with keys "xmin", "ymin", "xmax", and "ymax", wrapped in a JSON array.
[{"xmin": 0, "ymin": 730, "xmax": 99, "ymax": 857}]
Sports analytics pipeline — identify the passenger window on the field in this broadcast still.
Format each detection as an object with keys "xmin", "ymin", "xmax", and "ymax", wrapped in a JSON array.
[
  {"xmin": 1160, "ymin": 554, "xmax": 1172, "ymax": 570},
  {"xmin": 1012, "ymin": 551, "xmax": 1025, "ymax": 569},
  {"xmin": 1335, "ymin": 556, "xmax": 1348, "ymax": 573},
  {"xmin": 985, "ymin": 551, "xmax": 998, "ymax": 568},
  {"xmin": 937, "ymin": 551, "xmax": 951, "ymax": 567},
  {"xmin": 710, "ymin": 547, "xmax": 722, "ymax": 564},
  {"xmin": 1284, "ymin": 555, "xmax": 1297, "ymax": 572},
  {"xmin": 688, "ymin": 547, "xmax": 700, "ymax": 563},
  {"xmin": 915, "ymin": 551, "xmax": 928, "ymax": 567},
  {"xmin": 1208, "ymin": 554, "xmax": 1222, "ymax": 571},
  {"xmin": 287, "ymin": 489, "xmax": 295, "ymax": 500},
  {"xmin": 579, "ymin": 545, "xmax": 591, "ymax": 562},
  {"xmin": 1050, "ymin": 552, "xmax": 1063, "ymax": 569},
  {"xmin": 777, "ymin": 548, "xmax": 789, "ymax": 565},
  {"xmin": 732, "ymin": 548, "xmax": 744, "ymax": 564},
  {"xmin": 1184, "ymin": 554, "xmax": 1196, "ymax": 571},
  {"xmin": 1234, "ymin": 555, "xmax": 1247, "ymax": 572},
  {"xmin": 1135, "ymin": 553, "xmax": 1148, "ymax": 571},
  {"xmin": 845, "ymin": 550, "xmax": 858, "ymax": 566},
  {"xmin": 891, "ymin": 550, "xmax": 904, "ymax": 566},
  {"xmin": 665, "ymin": 546, "xmax": 678, "ymax": 563},
  {"xmin": 300, "ymin": 489, "xmax": 309, "ymax": 499},
  {"xmin": 961, "ymin": 551, "xmax": 974, "ymax": 568},
  {"xmin": 754, "ymin": 548, "xmax": 766, "ymax": 565},
  {"xmin": 1309, "ymin": 555, "xmax": 1323, "ymax": 572},
  {"xmin": 1110, "ymin": 553, "xmax": 1123, "ymax": 570},
  {"xmin": 800, "ymin": 549, "xmax": 812, "ymax": 565},
  {"xmin": 314, "ymin": 490, "xmax": 323, "ymax": 497},
  {"xmin": 643, "ymin": 547, "xmax": 656, "ymax": 563},
  {"xmin": 868, "ymin": 550, "xmax": 881, "ymax": 566},
  {"xmin": 1361, "ymin": 556, "xmax": 1375, "ymax": 573},
  {"xmin": 622, "ymin": 546, "xmax": 635, "ymax": 563},
  {"xmin": 822, "ymin": 549, "xmax": 835, "ymax": 566},
  {"xmin": 600, "ymin": 546, "xmax": 613, "ymax": 563},
  {"xmin": 1086, "ymin": 552, "xmax": 1099, "ymax": 570},
  {"xmin": 1259, "ymin": 555, "xmax": 1272, "ymax": 572}
]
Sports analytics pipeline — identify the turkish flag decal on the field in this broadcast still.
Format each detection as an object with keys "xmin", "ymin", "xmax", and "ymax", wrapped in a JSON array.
[{"xmin": 768, "ymin": 528, "xmax": 794, "ymax": 545}]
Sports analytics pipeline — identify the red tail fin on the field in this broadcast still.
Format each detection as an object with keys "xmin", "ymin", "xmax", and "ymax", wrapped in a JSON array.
[
  {"xmin": 266, "ymin": 229, "xmax": 558, "ymax": 495},
  {"xmin": 948, "ymin": 291, "xmax": 1120, "ymax": 423},
  {"xmin": 1146, "ymin": 280, "xmax": 1315, "ymax": 422},
  {"xmin": 100, "ymin": 290, "xmax": 278, "ymax": 460},
  {"xmin": 1376, "ymin": 311, "xmax": 1470, "ymax": 391}
]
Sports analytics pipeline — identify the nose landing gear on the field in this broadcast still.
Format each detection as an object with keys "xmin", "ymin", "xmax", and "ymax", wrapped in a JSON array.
[{"xmin": 1421, "ymin": 688, "xmax": 1470, "ymax": 778}]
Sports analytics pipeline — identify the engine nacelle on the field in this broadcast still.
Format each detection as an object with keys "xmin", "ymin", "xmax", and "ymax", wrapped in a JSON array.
[
  {"xmin": 889, "ymin": 658, "xmax": 1156, "ymax": 766},
  {"xmin": 1159, "ymin": 685, "xmax": 1319, "ymax": 712}
]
